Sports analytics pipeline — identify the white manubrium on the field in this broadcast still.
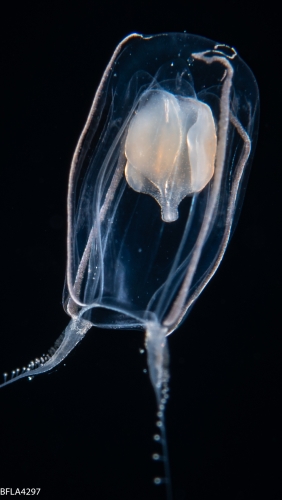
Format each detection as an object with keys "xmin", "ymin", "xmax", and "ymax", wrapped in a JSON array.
[{"xmin": 125, "ymin": 89, "xmax": 217, "ymax": 222}]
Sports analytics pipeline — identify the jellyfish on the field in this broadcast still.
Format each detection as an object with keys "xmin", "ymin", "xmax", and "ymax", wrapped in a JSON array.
[{"xmin": 0, "ymin": 32, "xmax": 259, "ymax": 497}]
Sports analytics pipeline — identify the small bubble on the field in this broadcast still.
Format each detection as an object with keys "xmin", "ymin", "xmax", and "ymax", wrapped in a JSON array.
[
  {"xmin": 156, "ymin": 420, "xmax": 162, "ymax": 428},
  {"xmin": 143, "ymin": 368, "xmax": 147, "ymax": 373},
  {"xmin": 28, "ymin": 376, "xmax": 34, "ymax": 381},
  {"xmin": 139, "ymin": 348, "xmax": 145, "ymax": 354},
  {"xmin": 138, "ymin": 248, "xmax": 142, "ymax": 253},
  {"xmin": 153, "ymin": 434, "xmax": 160, "ymax": 441},
  {"xmin": 157, "ymin": 411, "xmax": 162, "ymax": 418},
  {"xmin": 154, "ymin": 477, "xmax": 162, "ymax": 485},
  {"xmin": 171, "ymin": 62, "xmax": 174, "ymax": 66},
  {"xmin": 152, "ymin": 453, "xmax": 160, "ymax": 460}
]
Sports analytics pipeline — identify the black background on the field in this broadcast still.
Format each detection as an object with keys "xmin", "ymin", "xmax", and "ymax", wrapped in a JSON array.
[{"xmin": 1, "ymin": 1, "xmax": 281, "ymax": 500}]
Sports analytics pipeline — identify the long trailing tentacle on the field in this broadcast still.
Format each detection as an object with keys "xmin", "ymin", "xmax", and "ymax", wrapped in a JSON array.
[{"xmin": 1, "ymin": 318, "xmax": 92, "ymax": 389}]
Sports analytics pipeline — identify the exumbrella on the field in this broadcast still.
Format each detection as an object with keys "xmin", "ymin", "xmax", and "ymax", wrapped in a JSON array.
[{"xmin": 1, "ymin": 32, "xmax": 259, "ymax": 497}]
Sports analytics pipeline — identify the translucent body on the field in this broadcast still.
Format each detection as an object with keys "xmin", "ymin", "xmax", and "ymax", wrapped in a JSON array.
[{"xmin": 1, "ymin": 33, "xmax": 259, "ymax": 409}]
